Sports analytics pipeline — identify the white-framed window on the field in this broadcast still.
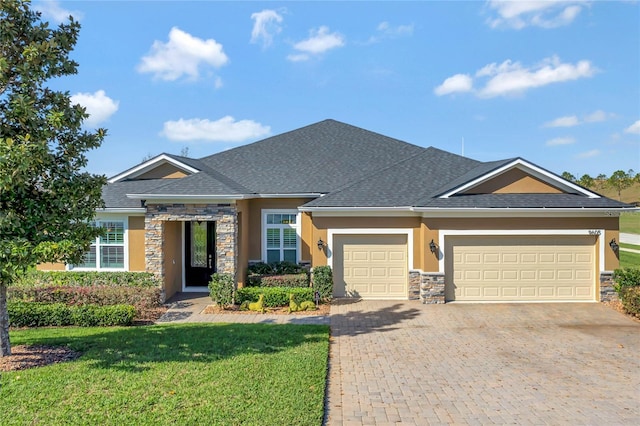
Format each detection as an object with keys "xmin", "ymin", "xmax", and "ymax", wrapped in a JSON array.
[
  {"xmin": 262, "ymin": 210, "xmax": 300, "ymax": 264},
  {"xmin": 71, "ymin": 219, "xmax": 127, "ymax": 270}
]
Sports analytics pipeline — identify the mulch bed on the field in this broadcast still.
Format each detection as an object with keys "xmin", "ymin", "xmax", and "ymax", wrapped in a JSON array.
[
  {"xmin": 201, "ymin": 303, "xmax": 330, "ymax": 316},
  {"xmin": 0, "ymin": 344, "xmax": 81, "ymax": 372}
]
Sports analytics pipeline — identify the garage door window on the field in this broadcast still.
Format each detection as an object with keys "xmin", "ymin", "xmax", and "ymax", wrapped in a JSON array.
[{"xmin": 263, "ymin": 211, "xmax": 298, "ymax": 263}]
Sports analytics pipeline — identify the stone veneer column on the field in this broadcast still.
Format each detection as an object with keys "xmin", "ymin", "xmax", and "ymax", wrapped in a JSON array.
[
  {"xmin": 144, "ymin": 203, "xmax": 238, "ymax": 284},
  {"xmin": 145, "ymin": 216, "xmax": 165, "ymax": 283},
  {"xmin": 420, "ymin": 272, "xmax": 445, "ymax": 304},
  {"xmin": 408, "ymin": 271, "xmax": 421, "ymax": 300},
  {"xmin": 215, "ymin": 213, "xmax": 236, "ymax": 275},
  {"xmin": 599, "ymin": 272, "xmax": 618, "ymax": 302}
]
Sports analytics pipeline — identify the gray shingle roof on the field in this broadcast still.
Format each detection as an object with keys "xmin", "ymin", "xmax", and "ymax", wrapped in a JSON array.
[
  {"xmin": 198, "ymin": 119, "xmax": 426, "ymax": 194},
  {"xmin": 102, "ymin": 179, "xmax": 170, "ymax": 208},
  {"xmin": 103, "ymin": 119, "xmax": 632, "ymax": 210},
  {"xmin": 303, "ymin": 147, "xmax": 482, "ymax": 207},
  {"xmin": 417, "ymin": 193, "xmax": 631, "ymax": 209}
]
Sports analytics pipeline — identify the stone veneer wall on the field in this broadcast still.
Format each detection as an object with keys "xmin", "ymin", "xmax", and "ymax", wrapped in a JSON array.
[
  {"xmin": 410, "ymin": 270, "xmax": 445, "ymax": 304},
  {"xmin": 599, "ymin": 271, "xmax": 618, "ymax": 302},
  {"xmin": 145, "ymin": 203, "xmax": 237, "ymax": 286}
]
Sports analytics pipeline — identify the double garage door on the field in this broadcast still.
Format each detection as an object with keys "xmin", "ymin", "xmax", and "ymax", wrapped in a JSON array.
[
  {"xmin": 332, "ymin": 233, "xmax": 597, "ymax": 302},
  {"xmin": 446, "ymin": 235, "xmax": 596, "ymax": 302}
]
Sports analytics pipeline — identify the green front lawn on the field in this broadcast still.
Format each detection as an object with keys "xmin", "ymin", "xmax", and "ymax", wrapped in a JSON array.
[
  {"xmin": 621, "ymin": 250, "xmax": 640, "ymax": 269},
  {"xmin": 1, "ymin": 324, "xmax": 329, "ymax": 425},
  {"xmin": 620, "ymin": 212, "xmax": 640, "ymax": 235}
]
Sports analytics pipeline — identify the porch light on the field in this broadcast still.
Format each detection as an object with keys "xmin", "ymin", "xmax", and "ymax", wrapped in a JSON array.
[
  {"xmin": 317, "ymin": 238, "xmax": 325, "ymax": 250},
  {"xmin": 429, "ymin": 239, "xmax": 437, "ymax": 254},
  {"xmin": 609, "ymin": 238, "xmax": 619, "ymax": 253}
]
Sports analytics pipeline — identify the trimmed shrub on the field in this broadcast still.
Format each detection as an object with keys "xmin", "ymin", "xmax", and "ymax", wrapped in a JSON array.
[
  {"xmin": 236, "ymin": 287, "xmax": 314, "ymax": 308},
  {"xmin": 247, "ymin": 262, "xmax": 273, "ymax": 275},
  {"xmin": 312, "ymin": 266, "xmax": 333, "ymax": 301},
  {"xmin": 246, "ymin": 273, "xmax": 309, "ymax": 288},
  {"xmin": 14, "ymin": 270, "xmax": 160, "ymax": 288},
  {"xmin": 209, "ymin": 273, "xmax": 235, "ymax": 307},
  {"xmin": 613, "ymin": 268, "xmax": 640, "ymax": 289},
  {"xmin": 8, "ymin": 302, "xmax": 135, "ymax": 327},
  {"xmin": 247, "ymin": 261, "xmax": 305, "ymax": 275},
  {"xmin": 617, "ymin": 286, "xmax": 640, "ymax": 318},
  {"xmin": 7, "ymin": 285, "xmax": 162, "ymax": 309}
]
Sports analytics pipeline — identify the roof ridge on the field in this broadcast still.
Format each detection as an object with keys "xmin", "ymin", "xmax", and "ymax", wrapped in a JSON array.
[{"xmin": 314, "ymin": 147, "xmax": 438, "ymax": 202}]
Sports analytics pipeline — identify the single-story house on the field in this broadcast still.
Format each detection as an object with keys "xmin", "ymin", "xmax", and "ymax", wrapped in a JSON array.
[{"xmin": 40, "ymin": 119, "xmax": 634, "ymax": 303}]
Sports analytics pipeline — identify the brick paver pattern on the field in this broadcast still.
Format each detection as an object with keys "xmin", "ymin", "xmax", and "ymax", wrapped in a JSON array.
[{"xmin": 325, "ymin": 300, "xmax": 640, "ymax": 426}]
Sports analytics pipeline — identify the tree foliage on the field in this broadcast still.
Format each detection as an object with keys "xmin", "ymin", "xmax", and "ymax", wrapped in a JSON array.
[
  {"xmin": 577, "ymin": 174, "xmax": 594, "ymax": 188},
  {"xmin": 607, "ymin": 170, "xmax": 634, "ymax": 201},
  {"xmin": 561, "ymin": 171, "xmax": 576, "ymax": 183},
  {"xmin": 0, "ymin": 0, "xmax": 106, "ymax": 356}
]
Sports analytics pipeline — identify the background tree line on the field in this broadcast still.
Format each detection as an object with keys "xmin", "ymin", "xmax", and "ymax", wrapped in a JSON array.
[{"xmin": 562, "ymin": 169, "xmax": 639, "ymax": 201}]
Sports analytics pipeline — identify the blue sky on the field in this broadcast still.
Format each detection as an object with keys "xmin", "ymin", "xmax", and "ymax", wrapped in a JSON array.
[{"xmin": 34, "ymin": 0, "xmax": 639, "ymax": 179}]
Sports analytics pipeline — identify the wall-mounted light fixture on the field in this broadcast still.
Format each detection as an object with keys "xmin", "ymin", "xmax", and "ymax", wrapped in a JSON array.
[
  {"xmin": 317, "ymin": 238, "xmax": 325, "ymax": 250},
  {"xmin": 429, "ymin": 239, "xmax": 437, "ymax": 254},
  {"xmin": 140, "ymin": 199, "xmax": 146, "ymax": 208},
  {"xmin": 609, "ymin": 238, "xmax": 619, "ymax": 253}
]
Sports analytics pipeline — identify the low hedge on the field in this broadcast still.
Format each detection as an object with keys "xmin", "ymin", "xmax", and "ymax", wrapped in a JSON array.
[
  {"xmin": 8, "ymin": 285, "xmax": 162, "ymax": 310},
  {"xmin": 247, "ymin": 261, "xmax": 305, "ymax": 275},
  {"xmin": 236, "ymin": 287, "xmax": 315, "ymax": 307},
  {"xmin": 8, "ymin": 302, "xmax": 136, "ymax": 327},
  {"xmin": 616, "ymin": 286, "xmax": 640, "ymax": 318},
  {"xmin": 246, "ymin": 273, "xmax": 309, "ymax": 288},
  {"xmin": 14, "ymin": 270, "xmax": 160, "ymax": 288}
]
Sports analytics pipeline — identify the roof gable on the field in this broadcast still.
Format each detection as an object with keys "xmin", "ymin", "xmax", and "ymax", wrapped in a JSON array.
[
  {"xmin": 108, "ymin": 154, "xmax": 200, "ymax": 183},
  {"xmin": 461, "ymin": 167, "xmax": 564, "ymax": 195},
  {"xmin": 438, "ymin": 159, "xmax": 600, "ymax": 199}
]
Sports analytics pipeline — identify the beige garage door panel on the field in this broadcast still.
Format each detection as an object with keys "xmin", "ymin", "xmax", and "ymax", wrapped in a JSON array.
[
  {"xmin": 334, "ymin": 234, "xmax": 408, "ymax": 299},
  {"xmin": 447, "ymin": 236, "xmax": 596, "ymax": 302}
]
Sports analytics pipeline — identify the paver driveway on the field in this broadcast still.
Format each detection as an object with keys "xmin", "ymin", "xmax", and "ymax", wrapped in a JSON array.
[{"xmin": 325, "ymin": 300, "xmax": 640, "ymax": 425}]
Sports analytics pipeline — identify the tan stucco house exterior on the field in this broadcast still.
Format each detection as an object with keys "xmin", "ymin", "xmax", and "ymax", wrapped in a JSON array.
[{"xmin": 40, "ymin": 120, "xmax": 634, "ymax": 303}]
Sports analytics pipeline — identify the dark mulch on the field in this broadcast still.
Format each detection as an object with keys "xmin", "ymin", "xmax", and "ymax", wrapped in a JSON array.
[
  {"xmin": 201, "ymin": 303, "xmax": 330, "ymax": 316},
  {"xmin": 0, "ymin": 345, "xmax": 81, "ymax": 372}
]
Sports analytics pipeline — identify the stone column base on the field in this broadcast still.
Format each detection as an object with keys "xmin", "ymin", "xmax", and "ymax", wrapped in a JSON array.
[
  {"xmin": 410, "ymin": 271, "xmax": 445, "ymax": 303},
  {"xmin": 599, "ymin": 271, "xmax": 618, "ymax": 302}
]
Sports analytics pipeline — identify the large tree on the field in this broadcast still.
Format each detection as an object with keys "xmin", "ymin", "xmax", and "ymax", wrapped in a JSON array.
[
  {"xmin": 607, "ymin": 170, "xmax": 634, "ymax": 201},
  {"xmin": 0, "ymin": 0, "xmax": 106, "ymax": 356}
]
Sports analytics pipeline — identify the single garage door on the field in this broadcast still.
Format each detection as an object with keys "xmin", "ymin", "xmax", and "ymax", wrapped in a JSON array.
[
  {"xmin": 333, "ymin": 234, "xmax": 408, "ymax": 299},
  {"xmin": 446, "ymin": 235, "xmax": 596, "ymax": 302}
]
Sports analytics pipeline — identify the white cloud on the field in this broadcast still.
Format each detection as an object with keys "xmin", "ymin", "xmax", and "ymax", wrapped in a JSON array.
[
  {"xmin": 250, "ymin": 9, "xmax": 284, "ymax": 48},
  {"xmin": 33, "ymin": 0, "xmax": 83, "ymax": 23},
  {"xmin": 584, "ymin": 110, "xmax": 614, "ymax": 123},
  {"xmin": 486, "ymin": 1, "xmax": 588, "ymax": 29},
  {"xmin": 577, "ymin": 149, "xmax": 601, "ymax": 159},
  {"xmin": 287, "ymin": 26, "xmax": 345, "ymax": 61},
  {"xmin": 367, "ymin": 21, "xmax": 415, "ymax": 44},
  {"xmin": 161, "ymin": 116, "xmax": 271, "ymax": 142},
  {"xmin": 435, "ymin": 56, "xmax": 597, "ymax": 98},
  {"xmin": 478, "ymin": 56, "xmax": 596, "ymax": 98},
  {"xmin": 70, "ymin": 90, "xmax": 119, "ymax": 127},
  {"xmin": 546, "ymin": 136, "xmax": 575, "ymax": 146},
  {"xmin": 433, "ymin": 74, "xmax": 473, "ymax": 96},
  {"xmin": 544, "ymin": 115, "xmax": 579, "ymax": 128},
  {"xmin": 625, "ymin": 120, "xmax": 640, "ymax": 135},
  {"xmin": 137, "ymin": 27, "xmax": 228, "ymax": 81},
  {"xmin": 544, "ymin": 110, "xmax": 615, "ymax": 127}
]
